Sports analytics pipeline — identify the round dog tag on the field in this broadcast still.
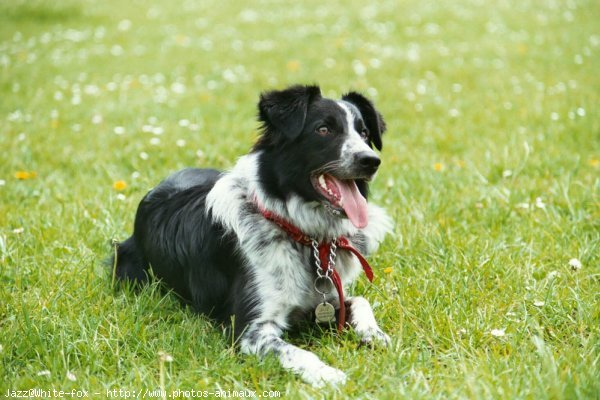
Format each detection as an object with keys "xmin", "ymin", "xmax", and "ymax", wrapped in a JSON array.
[{"xmin": 315, "ymin": 302, "xmax": 336, "ymax": 324}]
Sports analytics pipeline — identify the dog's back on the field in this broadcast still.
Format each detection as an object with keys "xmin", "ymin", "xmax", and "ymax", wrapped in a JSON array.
[
  {"xmin": 112, "ymin": 168, "xmax": 238, "ymax": 311},
  {"xmin": 113, "ymin": 168, "xmax": 220, "ymax": 274}
]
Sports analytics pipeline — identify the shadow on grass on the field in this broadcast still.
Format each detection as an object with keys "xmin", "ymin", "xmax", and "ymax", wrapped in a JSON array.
[{"xmin": 0, "ymin": 0, "xmax": 82, "ymax": 23}]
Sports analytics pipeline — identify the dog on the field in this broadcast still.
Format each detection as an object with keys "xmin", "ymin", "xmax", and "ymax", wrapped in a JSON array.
[{"xmin": 112, "ymin": 84, "xmax": 392, "ymax": 386}]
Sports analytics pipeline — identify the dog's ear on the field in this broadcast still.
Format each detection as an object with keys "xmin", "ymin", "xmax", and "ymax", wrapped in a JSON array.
[
  {"xmin": 341, "ymin": 92, "xmax": 386, "ymax": 151},
  {"xmin": 258, "ymin": 85, "xmax": 322, "ymax": 140}
]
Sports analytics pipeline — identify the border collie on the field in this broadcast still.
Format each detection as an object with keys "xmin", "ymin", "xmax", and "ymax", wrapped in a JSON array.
[{"xmin": 113, "ymin": 85, "xmax": 392, "ymax": 386}]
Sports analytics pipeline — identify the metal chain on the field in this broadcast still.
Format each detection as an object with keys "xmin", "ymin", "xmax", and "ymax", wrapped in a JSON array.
[
  {"xmin": 312, "ymin": 239, "xmax": 336, "ymax": 278},
  {"xmin": 328, "ymin": 240, "xmax": 337, "ymax": 270},
  {"xmin": 311, "ymin": 239, "xmax": 322, "ymax": 273},
  {"xmin": 312, "ymin": 238, "xmax": 338, "ymax": 299}
]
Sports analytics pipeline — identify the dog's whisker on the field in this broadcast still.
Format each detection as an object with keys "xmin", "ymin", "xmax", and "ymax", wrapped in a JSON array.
[{"xmin": 312, "ymin": 161, "xmax": 343, "ymax": 175}]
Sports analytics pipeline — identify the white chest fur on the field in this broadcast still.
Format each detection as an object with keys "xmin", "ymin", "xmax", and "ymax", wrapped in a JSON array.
[{"xmin": 206, "ymin": 153, "xmax": 392, "ymax": 327}]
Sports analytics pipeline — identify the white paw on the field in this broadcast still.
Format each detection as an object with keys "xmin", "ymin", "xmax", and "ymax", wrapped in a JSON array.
[
  {"xmin": 359, "ymin": 327, "xmax": 391, "ymax": 347},
  {"xmin": 302, "ymin": 364, "xmax": 347, "ymax": 388}
]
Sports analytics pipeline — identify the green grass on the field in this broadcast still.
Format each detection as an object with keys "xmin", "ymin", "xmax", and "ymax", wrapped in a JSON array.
[{"xmin": 1, "ymin": 0, "xmax": 599, "ymax": 398}]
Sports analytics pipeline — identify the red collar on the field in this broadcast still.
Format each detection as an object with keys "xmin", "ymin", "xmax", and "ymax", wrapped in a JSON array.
[{"xmin": 255, "ymin": 199, "xmax": 374, "ymax": 331}]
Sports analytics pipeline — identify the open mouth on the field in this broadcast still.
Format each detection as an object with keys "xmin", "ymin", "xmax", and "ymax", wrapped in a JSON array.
[{"xmin": 310, "ymin": 173, "xmax": 369, "ymax": 228}]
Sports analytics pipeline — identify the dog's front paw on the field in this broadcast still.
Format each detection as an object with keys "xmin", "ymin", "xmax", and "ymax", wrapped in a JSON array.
[
  {"xmin": 359, "ymin": 327, "xmax": 391, "ymax": 348},
  {"xmin": 302, "ymin": 364, "xmax": 347, "ymax": 388}
]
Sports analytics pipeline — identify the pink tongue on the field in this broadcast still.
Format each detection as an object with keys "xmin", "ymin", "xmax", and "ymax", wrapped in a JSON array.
[{"xmin": 330, "ymin": 177, "xmax": 369, "ymax": 228}]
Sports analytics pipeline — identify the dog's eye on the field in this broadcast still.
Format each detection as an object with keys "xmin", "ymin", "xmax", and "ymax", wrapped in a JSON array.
[
  {"xmin": 360, "ymin": 128, "xmax": 369, "ymax": 140},
  {"xmin": 316, "ymin": 126, "xmax": 330, "ymax": 136}
]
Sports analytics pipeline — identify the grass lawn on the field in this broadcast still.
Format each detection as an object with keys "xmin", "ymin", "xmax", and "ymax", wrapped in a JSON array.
[{"xmin": 1, "ymin": 0, "xmax": 599, "ymax": 398}]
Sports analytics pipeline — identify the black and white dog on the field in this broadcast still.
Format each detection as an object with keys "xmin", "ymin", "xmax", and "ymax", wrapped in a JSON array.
[{"xmin": 113, "ymin": 85, "xmax": 392, "ymax": 386}]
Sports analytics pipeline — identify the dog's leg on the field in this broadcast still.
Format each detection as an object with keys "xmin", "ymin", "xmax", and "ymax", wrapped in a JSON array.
[
  {"xmin": 345, "ymin": 296, "xmax": 391, "ymax": 346},
  {"xmin": 240, "ymin": 321, "xmax": 347, "ymax": 387}
]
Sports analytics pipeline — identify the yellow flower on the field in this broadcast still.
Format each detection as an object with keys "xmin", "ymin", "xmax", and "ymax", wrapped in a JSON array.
[
  {"xmin": 383, "ymin": 267, "xmax": 393, "ymax": 274},
  {"xmin": 433, "ymin": 162, "xmax": 444, "ymax": 172},
  {"xmin": 113, "ymin": 180, "xmax": 127, "ymax": 191},
  {"xmin": 589, "ymin": 158, "xmax": 599, "ymax": 168},
  {"xmin": 199, "ymin": 93, "xmax": 211, "ymax": 103},
  {"xmin": 15, "ymin": 171, "xmax": 36, "ymax": 180},
  {"xmin": 286, "ymin": 60, "xmax": 300, "ymax": 72},
  {"xmin": 176, "ymin": 35, "xmax": 190, "ymax": 46}
]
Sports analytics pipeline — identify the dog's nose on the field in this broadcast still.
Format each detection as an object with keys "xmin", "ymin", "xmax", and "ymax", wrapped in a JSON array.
[{"xmin": 355, "ymin": 152, "xmax": 381, "ymax": 172}]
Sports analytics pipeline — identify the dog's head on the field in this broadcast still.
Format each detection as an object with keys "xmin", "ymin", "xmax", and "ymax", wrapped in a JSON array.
[{"xmin": 254, "ymin": 84, "xmax": 386, "ymax": 229}]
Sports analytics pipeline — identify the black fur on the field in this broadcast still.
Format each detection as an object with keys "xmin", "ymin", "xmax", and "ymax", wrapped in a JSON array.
[
  {"xmin": 258, "ymin": 84, "xmax": 322, "ymax": 141},
  {"xmin": 113, "ymin": 168, "xmax": 260, "ymax": 334},
  {"xmin": 341, "ymin": 91, "xmax": 386, "ymax": 151}
]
